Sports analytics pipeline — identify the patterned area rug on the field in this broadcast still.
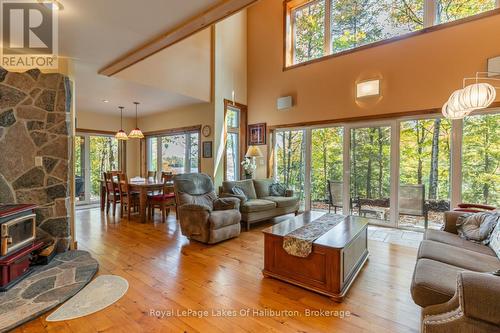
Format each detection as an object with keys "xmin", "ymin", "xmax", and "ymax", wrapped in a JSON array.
[
  {"xmin": 0, "ymin": 250, "xmax": 98, "ymax": 332},
  {"xmin": 283, "ymin": 214, "xmax": 345, "ymax": 257},
  {"xmin": 46, "ymin": 275, "xmax": 128, "ymax": 321}
]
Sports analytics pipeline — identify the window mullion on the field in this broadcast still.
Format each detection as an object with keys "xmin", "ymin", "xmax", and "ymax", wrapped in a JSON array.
[
  {"xmin": 424, "ymin": 0, "xmax": 436, "ymax": 27},
  {"xmin": 324, "ymin": 0, "xmax": 331, "ymax": 55}
]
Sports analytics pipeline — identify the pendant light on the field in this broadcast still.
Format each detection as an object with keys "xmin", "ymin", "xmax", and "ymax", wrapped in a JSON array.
[
  {"xmin": 115, "ymin": 106, "xmax": 128, "ymax": 140},
  {"xmin": 128, "ymin": 102, "xmax": 144, "ymax": 139},
  {"xmin": 442, "ymin": 72, "xmax": 499, "ymax": 120}
]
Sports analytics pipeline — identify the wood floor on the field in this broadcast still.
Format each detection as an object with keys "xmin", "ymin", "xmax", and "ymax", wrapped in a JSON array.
[{"xmin": 16, "ymin": 209, "xmax": 422, "ymax": 333}]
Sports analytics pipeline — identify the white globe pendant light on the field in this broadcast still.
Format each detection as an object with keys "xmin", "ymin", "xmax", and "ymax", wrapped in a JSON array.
[
  {"xmin": 459, "ymin": 83, "xmax": 496, "ymax": 111},
  {"xmin": 442, "ymin": 90, "xmax": 473, "ymax": 119}
]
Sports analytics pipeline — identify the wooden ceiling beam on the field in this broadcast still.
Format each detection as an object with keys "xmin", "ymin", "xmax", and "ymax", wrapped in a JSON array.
[{"xmin": 99, "ymin": 0, "xmax": 259, "ymax": 77}]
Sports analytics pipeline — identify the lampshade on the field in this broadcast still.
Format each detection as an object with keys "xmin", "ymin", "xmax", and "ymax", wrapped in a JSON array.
[
  {"xmin": 442, "ymin": 89, "xmax": 473, "ymax": 119},
  {"xmin": 115, "ymin": 129, "xmax": 129, "ymax": 140},
  {"xmin": 356, "ymin": 79, "xmax": 380, "ymax": 98},
  {"xmin": 128, "ymin": 128, "xmax": 144, "ymax": 139},
  {"xmin": 115, "ymin": 106, "xmax": 128, "ymax": 140},
  {"xmin": 245, "ymin": 146, "xmax": 263, "ymax": 158},
  {"xmin": 128, "ymin": 102, "xmax": 144, "ymax": 139},
  {"xmin": 459, "ymin": 83, "xmax": 496, "ymax": 111}
]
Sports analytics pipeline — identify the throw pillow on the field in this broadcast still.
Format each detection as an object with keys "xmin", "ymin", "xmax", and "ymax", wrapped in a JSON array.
[
  {"xmin": 489, "ymin": 220, "xmax": 500, "ymax": 259},
  {"xmin": 456, "ymin": 211, "xmax": 500, "ymax": 244},
  {"xmin": 232, "ymin": 186, "xmax": 248, "ymax": 201},
  {"xmin": 269, "ymin": 183, "xmax": 286, "ymax": 197}
]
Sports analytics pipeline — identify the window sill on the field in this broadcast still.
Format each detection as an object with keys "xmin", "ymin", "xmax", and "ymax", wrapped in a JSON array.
[{"xmin": 283, "ymin": 8, "xmax": 500, "ymax": 72}]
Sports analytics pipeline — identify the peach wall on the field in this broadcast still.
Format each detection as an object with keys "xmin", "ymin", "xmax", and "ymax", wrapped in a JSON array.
[{"xmin": 247, "ymin": 1, "xmax": 500, "ymax": 126}]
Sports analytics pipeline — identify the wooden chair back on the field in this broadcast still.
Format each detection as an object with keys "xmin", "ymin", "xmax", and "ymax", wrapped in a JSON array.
[
  {"xmin": 117, "ymin": 173, "xmax": 129, "ymax": 196},
  {"xmin": 147, "ymin": 170, "xmax": 157, "ymax": 180},
  {"xmin": 104, "ymin": 172, "xmax": 116, "ymax": 196}
]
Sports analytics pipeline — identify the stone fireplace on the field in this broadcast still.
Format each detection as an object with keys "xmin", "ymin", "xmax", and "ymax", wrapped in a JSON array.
[{"xmin": 0, "ymin": 67, "xmax": 72, "ymax": 252}]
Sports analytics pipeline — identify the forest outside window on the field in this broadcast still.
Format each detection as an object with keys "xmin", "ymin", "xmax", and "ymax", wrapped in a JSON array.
[
  {"xmin": 147, "ymin": 130, "xmax": 200, "ymax": 176},
  {"xmin": 285, "ymin": 0, "xmax": 499, "ymax": 66}
]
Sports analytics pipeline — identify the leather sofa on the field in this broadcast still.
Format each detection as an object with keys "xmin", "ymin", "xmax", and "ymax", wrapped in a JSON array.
[
  {"xmin": 173, "ymin": 173, "xmax": 241, "ymax": 244},
  {"xmin": 221, "ymin": 179, "xmax": 299, "ymax": 230},
  {"xmin": 411, "ymin": 211, "xmax": 500, "ymax": 332}
]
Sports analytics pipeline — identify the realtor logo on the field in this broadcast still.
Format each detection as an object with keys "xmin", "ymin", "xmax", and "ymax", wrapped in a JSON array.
[{"xmin": 1, "ymin": 0, "xmax": 58, "ymax": 69}]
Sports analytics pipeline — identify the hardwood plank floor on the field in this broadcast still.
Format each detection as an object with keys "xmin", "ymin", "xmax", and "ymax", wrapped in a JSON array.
[{"xmin": 15, "ymin": 209, "xmax": 421, "ymax": 333}]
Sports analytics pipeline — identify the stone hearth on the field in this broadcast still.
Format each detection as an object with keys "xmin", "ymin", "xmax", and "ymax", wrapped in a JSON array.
[{"xmin": 0, "ymin": 67, "xmax": 72, "ymax": 252}]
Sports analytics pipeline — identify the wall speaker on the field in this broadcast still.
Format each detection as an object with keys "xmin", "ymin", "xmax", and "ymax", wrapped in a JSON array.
[{"xmin": 277, "ymin": 96, "xmax": 293, "ymax": 110}]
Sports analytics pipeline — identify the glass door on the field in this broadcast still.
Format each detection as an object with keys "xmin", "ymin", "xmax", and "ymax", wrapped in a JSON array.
[
  {"xmin": 275, "ymin": 129, "xmax": 306, "ymax": 209},
  {"xmin": 75, "ymin": 136, "xmax": 87, "ymax": 204},
  {"xmin": 349, "ymin": 125, "xmax": 392, "ymax": 226},
  {"xmin": 399, "ymin": 118, "xmax": 452, "ymax": 230},
  {"xmin": 75, "ymin": 134, "xmax": 119, "ymax": 205},
  {"xmin": 310, "ymin": 126, "xmax": 344, "ymax": 213}
]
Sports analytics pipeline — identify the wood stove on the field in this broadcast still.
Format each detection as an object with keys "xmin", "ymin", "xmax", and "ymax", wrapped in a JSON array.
[
  {"xmin": 0, "ymin": 204, "xmax": 42, "ymax": 291},
  {"xmin": 0, "ymin": 204, "xmax": 36, "ymax": 257}
]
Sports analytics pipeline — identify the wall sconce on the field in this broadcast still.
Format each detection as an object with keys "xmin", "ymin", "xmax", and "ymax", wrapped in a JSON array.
[{"xmin": 356, "ymin": 79, "xmax": 380, "ymax": 98}]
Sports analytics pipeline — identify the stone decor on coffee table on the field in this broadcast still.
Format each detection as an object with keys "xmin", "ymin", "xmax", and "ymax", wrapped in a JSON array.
[
  {"xmin": 0, "ymin": 251, "xmax": 98, "ymax": 332},
  {"xmin": 0, "ymin": 67, "xmax": 73, "ymax": 252}
]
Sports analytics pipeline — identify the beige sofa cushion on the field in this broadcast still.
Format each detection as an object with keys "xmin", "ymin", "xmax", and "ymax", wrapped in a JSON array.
[
  {"xmin": 411, "ymin": 258, "xmax": 465, "ymax": 307},
  {"xmin": 424, "ymin": 229, "xmax": 496, "ymax": 256},
  {"xmin": 262, "ymin": 196, "xmax": 298, "ymax": 209},
  {"xmin": 222, "ymin": 180, "xmax": 257, "ymax": 199},
  {"xmin": 418, "ymin": 240, "xmax": 500, "ymax": 272},
  {"xmin": 241, "ymin": 199, "xmax": 276, "ymax": 213},
  {"xmin": 253, "ymin": 179, "xmax": 274, "ymax": 198}
]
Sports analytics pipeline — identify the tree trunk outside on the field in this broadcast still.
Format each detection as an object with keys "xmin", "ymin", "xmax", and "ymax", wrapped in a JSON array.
[{"xmin": 429, "ymin": 119, "xmax": 441, "ymax": 200}]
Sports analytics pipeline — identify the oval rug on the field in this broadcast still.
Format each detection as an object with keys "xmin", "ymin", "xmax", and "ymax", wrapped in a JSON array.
[{"xmin": 46, "ymin": 275, "xmax": 129, "ymax": 322}]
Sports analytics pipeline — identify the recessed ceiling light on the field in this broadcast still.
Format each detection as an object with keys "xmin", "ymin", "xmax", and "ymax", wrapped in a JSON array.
[{"xmin": 102, "ymin": 99, "xmax": 109, "ymax": 103}]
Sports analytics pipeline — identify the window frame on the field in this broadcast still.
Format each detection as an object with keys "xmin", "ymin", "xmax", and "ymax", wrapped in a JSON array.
[
  {"xmin": 145, "ymin": 126, "xmax": 202, "ymax": 178},
  {"xmin": 269, "ymin": 107, "xmax": 500, "ymax": 228},
  {"xmin": 223, "ymin": 99, "xmax": 248, "ymax": 181},
  {"xmin": 284, "ymin": 0, "xmax": 500, "ymax": 69}
]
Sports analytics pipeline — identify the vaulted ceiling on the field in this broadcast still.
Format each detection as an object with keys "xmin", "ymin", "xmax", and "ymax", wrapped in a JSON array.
[{"xmin": 59, "ymin": 0, "xmax": 219, "ymax": 116}]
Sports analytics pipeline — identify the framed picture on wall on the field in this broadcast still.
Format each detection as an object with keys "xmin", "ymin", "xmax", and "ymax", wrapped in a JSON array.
[
  {"xmin": 248, "ymin": 123, "xmax": 266, "ymax": 145},
  {"xmin": 202, "ymin": 141, "xmax": 213, "ymax": 158}
]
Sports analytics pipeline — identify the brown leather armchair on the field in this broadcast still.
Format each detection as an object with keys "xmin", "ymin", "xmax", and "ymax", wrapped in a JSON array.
[{"xmin": 173, "ymin": 173, "xmax": 241, "ymax": 244}]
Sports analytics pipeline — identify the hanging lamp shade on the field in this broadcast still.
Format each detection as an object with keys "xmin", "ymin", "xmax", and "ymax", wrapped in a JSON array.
[
  {"xmin": 128, "ymin": 102, "xmax": 144, "ymax": 139},
  {"xmin": 459, "ymin": 83, "xmax": 496, "ymax": 111},
  {"xmin": 115, "ymin": 106, "xmax": 128, "ymax": 140},
  {"xmin": 442, "ymin": 89, "xmax": 473, "ymax": 119}
]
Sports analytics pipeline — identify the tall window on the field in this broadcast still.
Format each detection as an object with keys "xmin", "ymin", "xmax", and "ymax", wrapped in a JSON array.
[
  {"xmin": 286, "ymin": 0, "xmax": 498, "ymax": 66},
  {"xmin": 224, "ymin": 101, "xmax": 247, "ymax": 181},
  {"xmin": 292, "ymin": 0, "xmax": 326, "ymax": 64},
  {"xmin": 225, "ymin": 108, "xmax": 241, "ymax": 181},
  {"xmin": 462, "ymin": 113, "xmax": 499, "ymax": 206},
  {"xmin": 147, "ymin": 130, "xmax": 200, "ymax": 176}
]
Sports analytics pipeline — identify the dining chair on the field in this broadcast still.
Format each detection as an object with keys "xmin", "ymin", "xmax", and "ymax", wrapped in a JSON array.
[
  {"xmin": 148, "ymin": 173, "xmax": 176, "ymax": 222},
  {"xmin": 147, "ymin": 170, "xmax": 157, "ymax": 180},
  {"xmin": 104, "ymin": 172, "xmax": 121, "ymax": 216},
  {"xmin": 117, "ymin": 173, "xmax": 139, "ymax": 220}
]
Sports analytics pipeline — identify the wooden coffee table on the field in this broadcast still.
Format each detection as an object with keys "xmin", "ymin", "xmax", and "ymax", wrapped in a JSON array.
[{"xmin": 262, "ymin": 212, "xmax": 369, "ymax": 301}]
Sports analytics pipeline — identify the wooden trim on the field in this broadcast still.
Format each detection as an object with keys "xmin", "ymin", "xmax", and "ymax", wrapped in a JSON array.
[
  {"xmin": 143, "ymin": 125, "xmax": 202, "ymax": 137},
  {"xmin": 267, "ymin": 103, "xmax": 500, "ymax": 130},
  {"xmin": 223, "ymin": 99, "xmax": 248, "ymax": 180},
  {"xmin": 76, "ymin": 128, "xmax": 117, "ymax": 136},
  {"xmin": 268, "ymin": 108, "xmax": 441, "ymax": 130},
  {"xmin": 283, "ymin": 7, "xmax": 500, "ymax": 71},
  {"xmin": 99, "ymin": 0, "xmax": 259, "ymax": 76}
]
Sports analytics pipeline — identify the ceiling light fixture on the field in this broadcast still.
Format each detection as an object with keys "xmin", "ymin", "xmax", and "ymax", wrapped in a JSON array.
[
  {"xmin": 442, "ymin": 72, "xmax": 499, "ymax": 119},
  {"xmin": 115, "ymin": 106, "xmax": 128, "ymax": 141},
  {"xmin": 102, "ymin": 99, "xmax": 109, "ymax": 103},
  {"xmin": 128, "ymin": 102, "xmax": 144, "ymax": 139}
]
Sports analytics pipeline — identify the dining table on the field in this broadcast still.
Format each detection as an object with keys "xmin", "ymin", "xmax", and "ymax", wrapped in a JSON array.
[{"xmin": 100, "ymin": 179, "xmax": 167, "ymax": 223}]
